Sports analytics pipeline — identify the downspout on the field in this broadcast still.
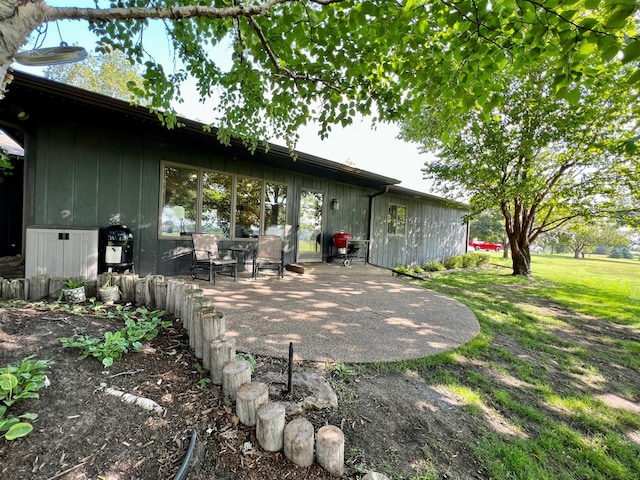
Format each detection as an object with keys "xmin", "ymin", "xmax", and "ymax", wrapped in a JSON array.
[{"xmin": 367, "ymin": 185, "xmax": 390, "ymax": 266}]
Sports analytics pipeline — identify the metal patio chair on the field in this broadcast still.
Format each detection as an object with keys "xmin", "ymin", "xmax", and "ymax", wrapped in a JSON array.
[
  {"xmin": 252, "ymin": 235, "xmax": 285, "ymax": 279},
  {"xmin": 191, "ymin": 233, "xmax": 237, "ymax": 284}
]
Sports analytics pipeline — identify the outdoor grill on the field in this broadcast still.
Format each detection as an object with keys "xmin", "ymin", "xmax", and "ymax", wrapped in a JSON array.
[{"xmin": 99, "ymin": 225, "xmax": 134, "ymax": 273}]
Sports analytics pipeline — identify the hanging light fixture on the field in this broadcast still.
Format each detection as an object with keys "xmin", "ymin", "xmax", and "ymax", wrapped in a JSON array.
[{"xmin": 15, "ymin": 42, "xmax": 88, "ymax": 66}]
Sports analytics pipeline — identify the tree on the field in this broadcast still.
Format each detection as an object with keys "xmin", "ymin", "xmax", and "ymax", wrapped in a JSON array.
[
  {"xmin": 44, "ymin": 50, "xmax": 142, "ymax": 100},
  {"xmin": 0, "ymin": 146, "xmax": 12, "ymax": 182},
  {"xmin": 403, "ymin": 61, "xmax": 639, "ymax": 276},
  {"xmin": 1, "ymin": 1, "xmax": 638, "ymax": 149}
]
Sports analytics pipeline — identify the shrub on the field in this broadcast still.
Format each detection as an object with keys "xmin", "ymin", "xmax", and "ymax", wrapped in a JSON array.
[
  {"xmin": 443, "ymin": 255, "xmax": 464, "ymax": 269},
  {"xmin": 462, "ymin": 253, "xmax": 479, "ymax": 268},
  {"xmin": 474, "ymin": 253, "xmax": 491, "ymax": 267},
  {"xmin": 422, "ymin": 261, "xmax": 446, "ymax": 272},
  {"xmin": 1, "ymin": 356, "xmax": 50, "ymax": 440}
]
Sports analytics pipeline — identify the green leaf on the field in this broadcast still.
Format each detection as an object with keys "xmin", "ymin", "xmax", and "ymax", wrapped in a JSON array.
[
  {"xmin": 19, "ymin": 413, "xmax": 38, "ymax": 420},
  {"xmin": 622, "ymin": 40, "xmax": 640, "ymax": 63},
  {"xmin": 102, "ymin": 357, "xmax": 114, "ymax": 368},
  {"xmin": 0, "ymin": 373, "xmax": 18, "ymax": 391},
  {"xmin": 604, "ymin": 5, "xmax": 635, "ymax": 29},
  {"xmin": 5, "ymin": 422, "xmax": 33, "ymax": 440},
  {"xmin": 627, "ymin": 69, "xmax": 640, "ymax": 85},
  {"xmin": 584, "ymin": 0, "xmax": 601, "ymax": 8}
]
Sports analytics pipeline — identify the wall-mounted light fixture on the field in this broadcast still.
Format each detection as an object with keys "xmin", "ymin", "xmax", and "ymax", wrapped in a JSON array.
[{"xmin": 331, "ymin": 198, "xmax": 340, "ymax": 210}]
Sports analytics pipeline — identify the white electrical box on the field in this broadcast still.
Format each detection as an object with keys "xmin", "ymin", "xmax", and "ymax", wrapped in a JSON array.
[{"xmin": 25, "ymin": 227, "xmax": 99, "ymax": 280}]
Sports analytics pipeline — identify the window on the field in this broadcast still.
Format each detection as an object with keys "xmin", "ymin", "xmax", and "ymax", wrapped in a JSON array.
[
  {"xmin": 387, "ymin": 204, "xmax": 406, "ymax": 235},
  {"xmin": 235, "ymin": 177, "xmax": 262, "ymax": 238},
  {"xmin": 161, "ymin": 165, "xmax": 198, "ymax": 236},
  {"xmin": 264, "ymin": 182, "xmax": 287, "ymax": 236},
  {"xmin": 202, "ymin": 171, "xmax": 232, "ymax": 237},
  {"xmin": 160, "ymin": 162, "xmax": 287, "ymax": 239}
]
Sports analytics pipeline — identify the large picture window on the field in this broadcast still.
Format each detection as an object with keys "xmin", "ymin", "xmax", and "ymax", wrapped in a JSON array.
[
  {"xmin": 387, "ymin": 204, "xmax": 407, "ymax": 235},
  {"xmin": 160, "ymin": 162, "xmax": 287, "ymax": 240},
  {"xmin": 161, "ymin": 165, "xmax": 198, "ymax": 236},
  {"xmin": 202, "ymin": 171, "xmax": 232, "ymax": 237}
]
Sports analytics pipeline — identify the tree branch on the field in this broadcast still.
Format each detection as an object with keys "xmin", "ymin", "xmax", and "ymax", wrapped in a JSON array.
[{"xmin": 245, "ymin": 14, "xmax": 342, "ymax": 92}]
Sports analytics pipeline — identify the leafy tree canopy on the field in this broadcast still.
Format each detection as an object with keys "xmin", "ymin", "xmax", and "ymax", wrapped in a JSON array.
[
  {"xmin": 402, "ymin": 58, "xmax": 639, "ymax": 275},
  {"xmin": 0, "ymin": 0, "xmax": 638, "ymax": 149},
  {"xmin": 43, "ymin": 49, "xmax": 142, "ymax": 101}
]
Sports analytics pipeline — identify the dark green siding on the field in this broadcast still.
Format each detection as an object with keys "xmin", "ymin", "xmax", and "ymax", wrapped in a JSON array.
[{"xmin": 23, "ymin": 118, "xmax": 466, "ymax": 275}]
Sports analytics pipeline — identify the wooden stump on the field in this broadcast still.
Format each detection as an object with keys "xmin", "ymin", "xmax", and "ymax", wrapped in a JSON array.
[
  {"xmin": 222, "ymin": 359, "xmax": 251, "ymax": 399},
  {"xmin": 153, "ymin": 282, "xmax": 168, "ymax": 310},
  {"xmin": 256, "ymin": 402, "xmax": 286, "ymax": 452},
  {"xmin": 182, "ymin": 288, "xmax": 202, "ymax": 339},
  {"xmin": 165, "ymin": 279, "xmax": 184, "ymax": 315},
  {"xmin": 29, "ymin": 274, "xmax": 50, "ymax": 300},
  {"xmin": 144, "ymin": 275, "xmax": 164, "ymax": 308},
  {"xmin": 10, "ymin": 279, "xmax": 29, "ymax": 300},
  {"xmin": 284, "ymin": 417, "xmax": 315, "ymax": 468},
  {"xmin": 135, "ymin": 279, "xmax": 147, "ymax": 305},
  {"xmin": 193, "ymin": 305, "xmax": 215, "ymax": 359},
  {"xmin": 316, "ymin": 425, "xmax": 344, "ymax": 477},
  {"xmin": 236, "ymin": 381, "xmax": 269, "ymax": 427},
  {"xmin": 48, "ymin": 277, "xmax": 66, "ymax": 300},
  {"xmin": 0, "ymin": 278, "xmax": 8, "ymax": 299},
  {"xmin": 201, "ymin": 310, "xmax": 224, "ymax": 369},
  {"xmin": 210, "ymin": 337, "xmax": 236, "ymax": 385},
  {"xmin": 119, "ymin": 274, "xmax": 138, "ymax": 303}
]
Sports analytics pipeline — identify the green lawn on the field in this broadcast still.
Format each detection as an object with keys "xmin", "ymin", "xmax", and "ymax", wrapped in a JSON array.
[{"xmin": 379, "ymin": 253, "xmax": 640, "ymax": 479}]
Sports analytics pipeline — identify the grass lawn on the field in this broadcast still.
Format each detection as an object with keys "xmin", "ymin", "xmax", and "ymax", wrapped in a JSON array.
[{"xmin": 379, "ymin": 253, "xmax": 640, "ymax": 479}]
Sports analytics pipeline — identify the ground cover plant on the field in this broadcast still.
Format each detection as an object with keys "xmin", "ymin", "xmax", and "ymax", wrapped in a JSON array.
[{"xmin": 1, "ymin": 254, "xmax": 639, "ymax": 479}]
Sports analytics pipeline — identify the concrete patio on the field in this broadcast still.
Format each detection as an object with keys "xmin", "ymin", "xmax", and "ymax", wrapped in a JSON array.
[{"xmin": 194, "ymin": 266, "xmax": 480, "ymax": 364}]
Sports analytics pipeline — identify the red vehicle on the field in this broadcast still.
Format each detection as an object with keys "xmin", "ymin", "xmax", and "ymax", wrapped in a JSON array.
[{"xmin": 469, "ymin": 239, "xmax": 503, "ymax": 252}]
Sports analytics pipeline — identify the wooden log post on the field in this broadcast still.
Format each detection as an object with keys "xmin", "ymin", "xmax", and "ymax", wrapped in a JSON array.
[
  {"xmin": 176, "ymin": 283, "xmax": 196, "ymax": 322},
  {"xmin": 210, "ymin": 337, "xmax": 236, "ymax": 385},
  {"xmin": 256, "ymin": 402, "xmax": 286, "ymax": 452},
  {"xmin": 236, "ymin": 381, "xmax": 269, "ymax": 427},
  {"xmin": 135, "ymin": 279, "xmax": 147, "ymax": 305},
  {"xmin": 29, "ymin": 274, "xmax": 50, "ymax": 301},
  {"xmin": 165, "ymin": 279, "xmax": 184, "ymax": 316},
  {"xmin": 119, "ymin": 274, "xmax": 138, "ymax": 303},
  {"xmin": 84, "ymin": 280, "xmax": 97, "ymax": 299},
  {"xmin": 10, "ymin": 279, "xmax": 29, "ymax": 300},
  {"xmin": 284, "ymin": 417, "xmax": 315, "ymax": 468},
  {"xmin": 144, "ymin": 275, "xmax": 165, "ymax": 308},
  {"xmin": 222, "ymin": 359, "xmax": 251, "ymax": 400},
  {"xmin": 316, "ymin": 425, "xmax": 344, "ymax": 477},
  {"xmin": 48, "ymin": 277, "xmax": 66, "ymax": 301},
  {"xmin": 0, "ymin": 278, "xmax": 7, "ymax": 299},
  {"xmin": 200, "ymin": 310, "xmax": 224, "ymax": 368},
  {"xmin": 192, "ymin": 304, "xmax": 214, "ymax": 359},
  {"xmin": 154, "ymin": 282, "xmax": 167, "ymax": 310},
  {"xmin": 184, "ymin": 289, "xmax": 204, "ymax": 348}
]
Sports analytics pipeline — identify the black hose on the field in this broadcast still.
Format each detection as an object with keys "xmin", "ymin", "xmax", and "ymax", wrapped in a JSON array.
[{"xmin": 173, "ymin": 429, "xmax": 197, "ymax": 480}]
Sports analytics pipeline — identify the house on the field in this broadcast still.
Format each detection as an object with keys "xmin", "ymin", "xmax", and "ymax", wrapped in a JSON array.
[{"xmin": 0, "ymin": 70, "xmax": 468, "ymax": 278}]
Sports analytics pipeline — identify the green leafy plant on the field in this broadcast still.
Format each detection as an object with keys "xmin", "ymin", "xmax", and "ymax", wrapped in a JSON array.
[
  {"xmin": 422, "ymin": 261, "xmax": 446, "ymax": 272},
  {"xmin": 1, "ymin": 356, "xmax": 50, "ymax": 441},
  {"xmin": 60, "ymin": 309, "xmax": 170, "ymax": 368},
  {"xmin": 235, "ymin": 352, "xmax": 256, "ymax": 371},
  {"xmin": 63, "ymin": 279, "xmax": 84, "ymax": 289},
  {"xmin": 330, "ymin": 362, "xmax": 356, "ymax": 382},
  {"xmin": 198, "ymin": 377, "xmax": 211, "ymax": 389},
  {"xmin": 443, "ymin": 255, "xmax": 464, "ymax": 269}
]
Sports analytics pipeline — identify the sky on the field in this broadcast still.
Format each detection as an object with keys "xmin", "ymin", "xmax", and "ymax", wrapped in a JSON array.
[{"xmin": 11, "ymin": 3, "xmax": 437, "ymax": 193}]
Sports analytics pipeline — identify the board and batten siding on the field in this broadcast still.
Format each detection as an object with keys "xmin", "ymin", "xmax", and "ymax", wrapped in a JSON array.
[
  {"xmin": 23, "ymin": 118, "xmax": 386, "ymax": 276},
  {"xmin": 369, "ymin": 193, "xmax": 468, "ymax": 268}
]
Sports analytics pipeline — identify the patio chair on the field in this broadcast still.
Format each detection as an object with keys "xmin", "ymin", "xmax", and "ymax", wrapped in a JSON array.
[
  {"xmin": 191, "ymin": 233, "xmax": 237, "ymax": 285},
  {"xmin": 252, "ymin": 235, "xmax": 285, "ymax": 279}
]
